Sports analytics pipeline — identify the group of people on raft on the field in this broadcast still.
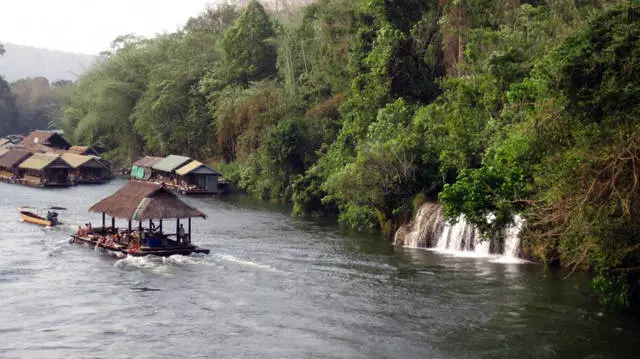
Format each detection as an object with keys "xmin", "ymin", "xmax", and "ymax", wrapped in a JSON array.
[{"xmin": 75, "ymin": 221, "xmax": 190, "ymax": 250}]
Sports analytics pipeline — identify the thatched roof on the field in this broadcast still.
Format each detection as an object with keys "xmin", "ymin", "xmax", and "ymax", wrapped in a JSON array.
[{"xmin": 89, "ymin": 181, "xmax": 207, "ymax": 220}]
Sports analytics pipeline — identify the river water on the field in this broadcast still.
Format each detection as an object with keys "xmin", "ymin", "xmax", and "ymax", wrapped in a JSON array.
[{"xmin": 0, "ymin": 179, "xmax": 638, "ymax": 358}]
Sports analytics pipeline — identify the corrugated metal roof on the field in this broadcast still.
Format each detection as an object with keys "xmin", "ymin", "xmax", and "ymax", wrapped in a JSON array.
[
  {"xmin": 0, "ymin": 149, "xmax": 32, "ymax": 168},
  {"xmin": 152, "ymin": 155, "xmax": 192, "ymax": 173},
  {"xmin": 61, "ymin": 153, "xmax": 91, "ymax": 168},
  {"xmin": 133, "ymin": 156, "xmax": 164, "ymax": 168},
  {"xmin": 176, "ymin": 160, "xmax": 221, "ymax": 176},
  {"xmin": 19, "ymin": 130, "xmax": 70, "ymax": 149},
  {"xmin": 61, "ymin": 153, "xmax": 104, "ymax": 168},
  {"xmin": 19, "ymin": 153, "xmax": 69, "ymax": 170}
]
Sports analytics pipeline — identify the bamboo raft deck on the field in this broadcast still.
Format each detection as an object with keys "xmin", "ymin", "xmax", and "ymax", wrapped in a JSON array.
[
  {"xmin": 71, "ymin": 229, "xmax": 210, "ymax": 257},
  {"xmin": 164, "ymin": 183, "xmax": 217, "ymax": 195}
]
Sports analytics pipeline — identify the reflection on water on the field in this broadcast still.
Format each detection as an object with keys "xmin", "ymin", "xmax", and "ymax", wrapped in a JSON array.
[{"xmin": 0, "ymin": 179, "xmax": 638, "ymax": 358}]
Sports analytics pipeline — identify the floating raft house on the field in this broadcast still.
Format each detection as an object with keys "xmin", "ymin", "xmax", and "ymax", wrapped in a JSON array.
[{"xmin": 71, "ymin": 181, "xmax": 210, "ymax": 256}]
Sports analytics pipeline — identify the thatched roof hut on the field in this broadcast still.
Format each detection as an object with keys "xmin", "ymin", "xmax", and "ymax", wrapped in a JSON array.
[{"xmin": 89, "ymin": 181, "xmax": 207, "ymax": 220}]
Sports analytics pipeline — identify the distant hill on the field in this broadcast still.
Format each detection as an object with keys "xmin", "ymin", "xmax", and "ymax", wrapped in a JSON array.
[{"xmin": 0, "ymin": 43, "xmax": 96, "ymax": 82}]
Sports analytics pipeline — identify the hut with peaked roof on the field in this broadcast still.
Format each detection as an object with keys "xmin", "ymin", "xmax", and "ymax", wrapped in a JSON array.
[
  {"xmin": 62, "ymin": 153, "xmax": 111, "ymax": 184},
  {"xmin": 0, "ymin": 149, "xmax": 32, "ymax": 182},
  {"xmin": 174, "ymin": 160, "xmax": 221, "ymax": 194},
  {"xmin": 67, "ymin": 145, "xmax": 101, "ymax": 157},
  {"xmin": 151, "ymin": 155, "xmax": 192, "ymax": 181},
  {"xmin": 72, "ymin": 181, "xmax": 210, "ymax": 256},
  {"xmin": 18, "ymin": 153, "xmax": 72, "ymax": 187},
  {"xmin": 19, "ymin": 130, "xmax": 71, "ymax": 151},
  {"xmin": 130, "ymin": 156, "xmax": 163, "ymax": 181}
]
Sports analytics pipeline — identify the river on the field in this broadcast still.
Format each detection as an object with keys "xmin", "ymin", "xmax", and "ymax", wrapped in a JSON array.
[{"xmin": 0, "ymin": 179, "xmax": 638, "ymax": 358}]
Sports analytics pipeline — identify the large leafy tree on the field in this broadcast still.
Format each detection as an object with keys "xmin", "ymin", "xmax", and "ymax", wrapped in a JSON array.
[{"xmin": 201, "ymin": 0, "xmax": 277, "ymax": 91}]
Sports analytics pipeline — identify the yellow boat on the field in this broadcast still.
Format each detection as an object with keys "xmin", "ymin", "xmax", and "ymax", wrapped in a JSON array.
[
  {"xmin": 19, "ymin": 210, "xmax": 54, "ymax": 227},
  {"xmin": 17, "ymin": 207, "xmax": 65, "ymax": 227}
]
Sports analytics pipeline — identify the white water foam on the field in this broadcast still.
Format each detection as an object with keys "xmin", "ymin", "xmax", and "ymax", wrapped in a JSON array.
[
  {"xmin": 503, "ymin": 214, "xmax": 524, "ymax": 258},
  {"xmin": 402, "ymin": 203, "xmax": 528, "ymax": 263},
  {"xmin": 215, "ymin": 254, "xmax": 281, "ymax": 273}
]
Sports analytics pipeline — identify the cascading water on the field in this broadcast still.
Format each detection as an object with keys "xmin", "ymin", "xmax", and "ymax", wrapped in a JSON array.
[
  {"xmin": 396, "ymin": 203, "xmax": 443, "ymax": 248},
  {"xmin": 396, "ymin": 202, "xmax": 525, "ymax": 260},
  {"xmin": 502, "ymin": 214, "xmax": 523, "ymax": 258}
]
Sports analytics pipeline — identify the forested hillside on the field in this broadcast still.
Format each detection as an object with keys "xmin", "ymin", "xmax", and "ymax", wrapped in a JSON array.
[
  {"xmin": 0, "ymin": 43, "xmax": 83, "ymax": 135},
  {"xmin": 0, "ymin": 43, "xmax": 95, "ymax": 82},
  {"xmin": 61, "ymin": 0, "xmax": 640, "ymax": 309}
]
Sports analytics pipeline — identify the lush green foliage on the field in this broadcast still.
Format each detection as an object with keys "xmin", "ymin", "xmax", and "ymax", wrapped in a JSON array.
[{"xmin": 60, "ymin": 0, "xmax": 640, "ymax": 309}]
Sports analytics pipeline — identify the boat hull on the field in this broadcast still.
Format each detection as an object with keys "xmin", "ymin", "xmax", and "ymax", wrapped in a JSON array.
[{"xmin": 20, "ymin": 211, "xmax": 53, "ymax": 227}]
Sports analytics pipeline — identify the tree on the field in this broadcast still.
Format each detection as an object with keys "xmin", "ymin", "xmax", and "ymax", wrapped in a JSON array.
[
  {"xmin": 201, "ymin": 0, "xmax": 277, "ymax": 91},
  {"xmin": 0, "ymin": 75, "xmax": 19, "ymax": 135},
  {"xmin": 11, "ymin": 77, "xmax": 65, "ymax": 131}
]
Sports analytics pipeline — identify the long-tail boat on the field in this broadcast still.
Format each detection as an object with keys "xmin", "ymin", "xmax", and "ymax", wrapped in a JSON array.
[
  {"xmin": 18, "ymin": 206, "xmax": 65, "ymax": 227},
  {"xmin": 71, "ymin": 181, "xmax": 210, "ymax": 256}
]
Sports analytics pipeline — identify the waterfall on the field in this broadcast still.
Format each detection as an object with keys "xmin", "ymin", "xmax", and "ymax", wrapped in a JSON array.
[
  {"xmin": 397, "ymin": 202, "xmax": 525, "ymax": 260},
  {"xmin": 502, "ymin": 214, "xmax": 523, "ymax": 258},
  {"xmin": 395, "ymin": 203, "xmax": 443, "ymax": 248}
]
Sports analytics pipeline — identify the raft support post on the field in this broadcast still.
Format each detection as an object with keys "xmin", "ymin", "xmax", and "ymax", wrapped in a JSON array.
[{"xmin": 176, "ymin": 219, "xmax": 180, "ymax": 243}]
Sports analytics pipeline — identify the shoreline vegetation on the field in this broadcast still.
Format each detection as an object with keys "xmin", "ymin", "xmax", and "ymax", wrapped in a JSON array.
[{"xmin": 1, "ymin": 0, "xmax": 639, "ymax": 310}]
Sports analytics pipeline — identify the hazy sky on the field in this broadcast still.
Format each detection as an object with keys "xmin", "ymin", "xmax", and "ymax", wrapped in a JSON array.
[{"xmin": 0, "ymin": 0, "xmax": 218, "ymax": 54}]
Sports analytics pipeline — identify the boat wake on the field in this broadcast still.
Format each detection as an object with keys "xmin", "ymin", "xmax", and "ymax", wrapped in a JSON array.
[
  {"xmin": 214, "ymin": 254, "xmax": 282, "ymax": 273},
  {"xmin": 113, "ymin": 254, "xmax": 215, "ymax": 274}
]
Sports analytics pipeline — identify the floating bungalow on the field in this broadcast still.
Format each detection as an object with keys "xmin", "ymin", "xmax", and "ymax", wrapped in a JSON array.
[
  {"xmin": 130, "ymin": 156, "xmax": 164, "ymax": 181},
  {"xmin": 19, "ymin": 130, "xmax": 71, "ymax": 152},
  {"xmin": 174, "ymin": 160, "xmax": 221, "ymax": 194},
  {"xmin": 130, "ymin": 155, "xmax": 222, "ymax": 194},
  {"xmin": 17, "ymin": 153, "xmax": 72, "ymax": 187},
  {"xmin": 0, "ymin": 131, "xmax": 114, "ymax": 188},
  {"xmin": 152, "ymin": 155, "xmax": 192, "ymax": 180},
  {"xmin": 0, "ymin": 149, "xmax": 31, "ymax": 182},
  {"xmin": 62, "ymin": 153, "xmax": 111, "ymax": 184},
  {"xmin": 71, "ymin": 181, "xmax": 210, "ymax": 256}
]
